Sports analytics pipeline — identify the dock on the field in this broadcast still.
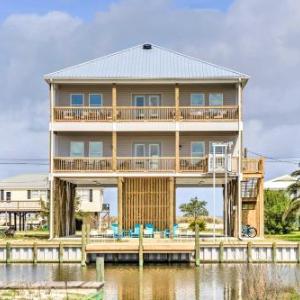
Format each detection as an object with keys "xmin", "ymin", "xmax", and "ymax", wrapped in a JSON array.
[{"xmin": 0, "ymin": 239, "xmax": 299, "ymax": 264}]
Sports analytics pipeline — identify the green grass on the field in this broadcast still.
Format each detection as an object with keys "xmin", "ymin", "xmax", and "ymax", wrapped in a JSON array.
[{"xmin": 265, "ymin": 231, "xmax": 300, "ymax": 242}]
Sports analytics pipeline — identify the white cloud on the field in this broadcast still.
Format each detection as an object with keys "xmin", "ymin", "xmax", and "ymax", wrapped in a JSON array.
[{"xmin": 0, "ymin": 0, "xmax": 299, "ymax": 179}]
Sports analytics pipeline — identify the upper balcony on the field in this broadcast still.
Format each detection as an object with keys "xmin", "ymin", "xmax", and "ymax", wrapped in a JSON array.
[{"xmin": 51, "ymin": 84, "xmax": 240, "ymax": 129}]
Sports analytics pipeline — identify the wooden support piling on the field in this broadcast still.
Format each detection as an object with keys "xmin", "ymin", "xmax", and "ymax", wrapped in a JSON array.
[
  {"xmin": 219, "ymin": 241, "xmax": 224, "ymax": 263},
  {"xmin": 195, "ymin": 224, "xmax": 200, "ymax": 267},
  {"xmin": 139, "ymin": 224, "xmax": 144, "ymax": 268},
  {"xmin": 96, "ymin": 257, "xmax": 105, "ymax": 282},
  {"xmin": 86, "ymin": 223, "xmax": 90, "ymax": 245},
  {"xmin": 6, "ymin": 242, "xmax": 11, "ymax": 264},
  {"xmin": 298, "ymin": 242, "xmax": 300, "ymax": 264},
  {"xmin": 81, "ymin": 224, "xmax": 86, "ymax": 267},
  {"xmin": 59, "ymin": 242, "xmax": 64, "ymax": 264},
  {"xmin": 33, "ymin": 242, "xmax": 37, "ymax": 264},
  {"xmin": 247, "ymin": 242, "xmax": 252, "ymax": 263},
  {"xmin": 272, "ymin": 242, "xmax": 277, "ymax": 263}
]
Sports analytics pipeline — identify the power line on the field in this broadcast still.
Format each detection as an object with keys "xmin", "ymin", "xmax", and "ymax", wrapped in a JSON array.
[{"xmin": 247, "ymin": 150, "xmax": 300, "ymax": 165}]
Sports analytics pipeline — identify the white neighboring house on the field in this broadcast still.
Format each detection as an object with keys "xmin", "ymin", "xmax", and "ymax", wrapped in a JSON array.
[
  {"xmin": 264, "ymin": 174, "xmax": 298, "ymax": 191},
  {"xmin": 0, "ymin": 173, "xmax": 49, "ymax": 229},
  {"xmin": 0, "ymin": 173, "xmax": 104, "ymax": 230}
]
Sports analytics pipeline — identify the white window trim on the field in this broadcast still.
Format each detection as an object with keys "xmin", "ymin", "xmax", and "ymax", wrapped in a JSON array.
[
  {"xmin": 190, "ymin": 93, "xmax": 205, "ymax": 106},
  {"xmin": 70, "ymin": 141, "xmax": 85, "ymax": 157},
  {"xmin": 149, "ymin": 143, "xmax": 161, "ymax": 157},
  {"xmin": 191, "ymin": 141, "xmax": 205, "ymax": 157},
  {"xmin": 70, "ymin": 93, "xmax": 84, "ymax": 106},
  {"xmin": 88, "ymin": 93, "xmax": 103, "ymax": 107},
  {"xmin": 208, "ymin": 93, "xmax": 224, "ymax": 106},
  {"xmin": 89, "ymin": 141, "xmax": 103, "ymax": 157},
  {"xmin": 134, "ymin": 144, "xmax": 146, "ymax": 157}
]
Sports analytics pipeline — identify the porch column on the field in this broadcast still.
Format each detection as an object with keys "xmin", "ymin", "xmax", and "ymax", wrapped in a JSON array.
[
  {"xmin": 49, "ymin": 177, "xmax": 54, "ymax": 239},
  {"xmin": 118, "ymin": 177, "xmax": 123, "ymax": 232},
  {"xmin": 175, "ymin": 131, "xmax": 180, "ymax": 172},
  {"xmin": 175, "ymin": 83, "xmax": 180, "ymax": 121},
  {"xmin": 237, "ymin": 79, "xmax": 243, "ymax": 238},
  {"xmin": 169, "ymin": 177, "xmax": 175, "ymax": 234},
  {"xmin": 112, "ymin": 131, "xmax": 117, "ymax": 171},
  {"xmin": 112, "ymin": 83, "xmax": 117, "ymax": 121}
]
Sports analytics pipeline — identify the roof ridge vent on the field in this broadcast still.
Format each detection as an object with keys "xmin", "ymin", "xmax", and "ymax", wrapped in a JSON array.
[{"xmin": 143, "ymin": 43, "xmax": 152, "ymax": 50}]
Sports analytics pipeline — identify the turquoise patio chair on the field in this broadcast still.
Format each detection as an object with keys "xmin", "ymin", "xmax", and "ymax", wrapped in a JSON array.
[
  {"xmin": 130, "ymin": 224, "xmax": 140, "ymax": 238},
  {"xmin": 144, "ymin": 223, "xmax": 154, "ymax": 238}
]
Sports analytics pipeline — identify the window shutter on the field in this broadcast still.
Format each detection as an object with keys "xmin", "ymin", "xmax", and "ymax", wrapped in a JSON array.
[{"xmin": 27, "ymin": 190, "xmax": 31, "ymax": 199}]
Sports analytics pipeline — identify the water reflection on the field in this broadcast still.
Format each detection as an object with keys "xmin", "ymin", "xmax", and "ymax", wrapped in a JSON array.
[{"xmin": 0, "ymin": 263, "xmax": 299, "ymax": 299}]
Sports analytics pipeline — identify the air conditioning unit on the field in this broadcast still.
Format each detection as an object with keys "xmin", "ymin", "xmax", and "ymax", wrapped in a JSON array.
[
  {"xmin": 208, "ymin": 154, "xmax": 232, "ymax": 172},
  {"xmin": 102, "ymin": 203, "xmax": 110, "ymax": 211}
]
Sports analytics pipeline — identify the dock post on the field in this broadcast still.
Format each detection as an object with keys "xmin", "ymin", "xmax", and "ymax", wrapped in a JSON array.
[
  {"xmin": 219, "ymin": 241, "xmax": 224, "ymax": 263},
  {"xmin": 6, "ymin": 242, "xmax": 11, "ymax": 264},
  {"xmin": 96, "ymin": 256, "xmax": 105, "ymax": 282},
  {"xmin": 298, "ymin": 243, "xmax": 300, "ymax": 264},
  {"xmin": 272, "ymin": 242, "xmax": 277, "ymax": 263},
  {"xmin": 195, "ymin": 224, "xmax": 200, "ymax": 267},
  {"xmin": 33, "ymin": 242, "xmax": 37, "ymax": 264},
  {"xmin": 247, "ymin": 242, "xmax": 252, "ymax": 263},
  {"xmin": 139, "ymin": 224, "xmax": 144, "ymax": 268},
  {"xmin": 81, "ymin": 223, "xmax": 86, "ymax": 267},
  {"xmin": 86, "ymin": 223, "xmax": 90, "ymax": 245},
  {"xmin": 59, "ymin": 242, "xmax": 64, "ymax": 264}
]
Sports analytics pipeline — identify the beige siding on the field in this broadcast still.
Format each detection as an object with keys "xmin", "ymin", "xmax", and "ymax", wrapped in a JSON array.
[
  {"xmin": 179, "ymin": 84, "xmax": 237, "ymax": 106},
  {"xmin": 55, "ymin": 132, "xmax": 238, "ymax": 157},
  {"xmin": 117, "ymin": 133, "xmax": 175, "ymax": 156},
  {"xmin": 56, "ymin": 84, "xmax": 112, "ymax": 106},
  {"xmin": 55, "ymin": 83, "xmax": 237, "ymax": 107},
  {"xmin": 180, "ymin": 132, "xmax": 238, "ymax": 156},
  {"xmin": 55, "ymin": 133, "xmax": 112, "ymax": 156}
]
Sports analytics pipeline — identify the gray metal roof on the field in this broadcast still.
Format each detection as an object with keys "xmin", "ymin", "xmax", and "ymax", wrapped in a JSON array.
[
  {"xmin": 0, "ymin": 173, "xmax": 49, "ymax": 190},
  {"xmin": 44, "ymin": 44, "xmax": 249, "ymax": 81}
]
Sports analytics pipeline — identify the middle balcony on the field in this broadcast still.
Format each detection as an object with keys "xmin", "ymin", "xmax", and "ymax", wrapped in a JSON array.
[{"xmin": 53, "ymin": 132, "xmax": 239, "ymax": 174}]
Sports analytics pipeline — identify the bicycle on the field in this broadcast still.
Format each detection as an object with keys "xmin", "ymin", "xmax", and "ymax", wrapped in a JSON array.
[{"xmin": 242, "ymin": 224, "xmax": 257, "ymax": 238}]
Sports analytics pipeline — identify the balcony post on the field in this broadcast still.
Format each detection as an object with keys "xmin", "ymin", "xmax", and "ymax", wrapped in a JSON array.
[
  {"xmin": 112, "ymin": 83, "xmax": 117, "ymax": 121},
  {"xmin": 175, "ymin": 131, "xmax": 180, "ymax": 172},
  {"xmin": 169, "ymin": 177, "xmax": 175, "ymax": 237},
  {"xmin": 118, "ymin": 177, "xmax": 123, "ymax": 234},
  {"xmin": 112, "ymin": 131, "xmax": 117, "ymax": 171},
  {"xmin": 175, "ymin": 84, "xmax": 180, "ymax": 121}
]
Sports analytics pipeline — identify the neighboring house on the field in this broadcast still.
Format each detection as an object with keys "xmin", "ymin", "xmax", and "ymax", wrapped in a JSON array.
[
  {"xmin": 0, "ymin": 173, "xmax": 104, "ymax": 231},
  {"xmin": 0, "ymin": 173, "xmax": 49, "ymax": 230},
  {"xmin": 45, "ymin": 43, "xmax": 264, "ymax": 238},
  {"xmin": 265, "ymin": 174, "xmax": 298, "ymax": 191}
]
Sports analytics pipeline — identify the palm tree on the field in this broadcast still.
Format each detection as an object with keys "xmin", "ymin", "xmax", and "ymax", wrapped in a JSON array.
[{"xmin": 283, "ymin": 170, "xmax": 300, "ymax": 221}]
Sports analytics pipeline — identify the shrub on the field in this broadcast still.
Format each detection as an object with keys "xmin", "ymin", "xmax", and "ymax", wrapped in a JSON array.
[
  {"xmin": 264, "ymin": 190, "xmax": 296, "ymax": 234},
  {"xmin": 189, "ymin": 219, "xmax": 206, "ymax": 231}
]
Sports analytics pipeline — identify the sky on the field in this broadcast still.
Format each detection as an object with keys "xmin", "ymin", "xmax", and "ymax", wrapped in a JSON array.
[{"xmin": 0, "ymin": 0, "xmax": 299, "ymax": 216}]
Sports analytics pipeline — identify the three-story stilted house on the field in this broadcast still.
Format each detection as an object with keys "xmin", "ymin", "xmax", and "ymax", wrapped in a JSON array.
[{"xmin": 45, "ymin": 44, "xmax": 264, "ymax": 238}]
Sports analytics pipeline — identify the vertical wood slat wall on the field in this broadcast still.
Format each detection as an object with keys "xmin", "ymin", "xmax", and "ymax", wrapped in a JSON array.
[{"xmin": 121, "ymin": 177, "xmax": 175, "ymax": 231}]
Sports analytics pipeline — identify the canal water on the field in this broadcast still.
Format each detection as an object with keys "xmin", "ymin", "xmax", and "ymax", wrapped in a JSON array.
[{"xmin": 0, "ymin": 264, "xmax": 299, "ymax": 299}]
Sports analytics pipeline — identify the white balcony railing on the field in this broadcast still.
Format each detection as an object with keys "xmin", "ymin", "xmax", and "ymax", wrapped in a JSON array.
[{"xmin": 0, "ymin": 201, "xmax": 42, "ymax": 211}]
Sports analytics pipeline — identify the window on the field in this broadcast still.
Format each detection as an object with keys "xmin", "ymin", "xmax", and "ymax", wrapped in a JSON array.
[
  {"xmin": 149, "ymin": 95, "xmax": 160, "ymax": 106},
  {"xmin": 191, "ymin": 93, "xmax": 205, "ymax": 106},
  {"xmin": 70, "ymin": 141, "xmax": 84, "ymax": 157},
  {"xmin": 77, "ymin": 189, "xmax": 89, "ymax": 202},
  {"xmin": 0, "ymin": 190, "xmax": 4, "ymax": 201},
  {"xmin": 70, "ymin": 94, "xmax": 84, "ymax": 106},
  {"xmin": 89, "ymin": 94, "xmax": 102, "ymax": 107},
  {"xmin": 6, "ymin": 192, "xmax": 11, "ymax": 201},
  {"xmin": 209, "ymin": 142, "xmax": 232, "ymax": 155},
  {"xmin": 134, "ymin": 144, "xmax": 145, "ymax": 157},
  {"xmin": 89, "ymin": 189, "xmax": 93, "ymax": 202},
  {"xmin": 149, "ymin": 144, "xmax": 160, "ymax": 157},
  {"xmin": 31, "ymin": 190, "xmax": 40, "ymax": 198},
  {"xmin": 209, "ymin": 93, "xmax": 223, "ymax": 106},
  {"xmin": 134, "ymin": 95, "xmax": 145, "ymax": 106},
  {"xmin": 27, "ymin": 190, "xmax": 31, "ymax": 199},
  {"xmin": 242, "ymin": 203, "xmax": 256, "ymax": 210},
  {"xmin": 89, "ymin": 142, "xmax": 103, "ymax": 157},
  {"xmin": 191, "ymin": 142, "xmax": 205, "ymax": 157}
]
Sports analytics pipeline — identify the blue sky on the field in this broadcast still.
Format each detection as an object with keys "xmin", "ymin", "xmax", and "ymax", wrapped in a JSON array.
[{"xmin": 0, "ymin": 0, "xmax": 234, "ymax": 21}]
